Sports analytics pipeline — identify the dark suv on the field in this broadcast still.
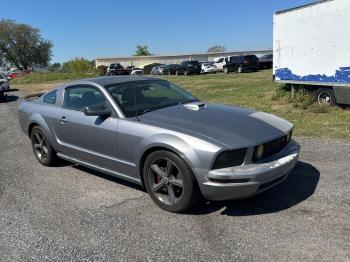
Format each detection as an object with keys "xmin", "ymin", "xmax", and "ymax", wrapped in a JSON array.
[
  {"xmin": 223, "ymin": 55, "xmax": 260, "ymax": 73},
  {"xmin": 175, "ymin": 61, "xmax": 201, "ymax": 76},
  {"xmin": 106, "ymin": 63, "xmax": 131, "ymax": 75}
]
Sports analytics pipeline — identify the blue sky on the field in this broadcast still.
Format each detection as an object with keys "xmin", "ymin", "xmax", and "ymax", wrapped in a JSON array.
[{"xmin": 2, "ymin": 0, "xmax": 313, "ymax": 63}]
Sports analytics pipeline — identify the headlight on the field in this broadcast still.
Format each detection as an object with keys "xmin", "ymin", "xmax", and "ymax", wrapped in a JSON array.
[
  {"xmin": 212, "ymin": 148, "xmax": 247, "ymax": 170},
  {"xmin": 254, "ymin": 144, "xmax": 265, "ymax": 161}
]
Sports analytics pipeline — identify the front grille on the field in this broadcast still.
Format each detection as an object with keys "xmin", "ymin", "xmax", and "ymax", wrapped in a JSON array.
[{"xmin": 253, "ymin": 135, "xmax": 289, "ymax": 162}]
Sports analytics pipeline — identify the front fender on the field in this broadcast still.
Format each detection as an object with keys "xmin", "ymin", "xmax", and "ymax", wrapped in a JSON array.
[{"xmin": 136, "ymin": 132, "xmax": 221, "ymax": 172}]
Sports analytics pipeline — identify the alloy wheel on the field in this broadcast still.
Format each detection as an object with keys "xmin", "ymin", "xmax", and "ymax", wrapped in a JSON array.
[
  {"xmin": 148, "ymin": 158, "xmax": 184, "ymax": 205},
  {"xmin": 33, "ymin": 130, "xmax": 49, "ymax": 161}
]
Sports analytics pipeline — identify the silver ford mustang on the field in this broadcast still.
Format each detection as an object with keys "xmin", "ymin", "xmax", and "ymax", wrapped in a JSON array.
[{"xmin": 18, "ymin": 76, "xmax": 300, "ymax": 212}]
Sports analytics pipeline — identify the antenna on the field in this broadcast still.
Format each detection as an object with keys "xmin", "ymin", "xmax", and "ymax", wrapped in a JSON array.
[{"xmin": 133, "ymin": 84, "xmax": 139, "ymax": 121}]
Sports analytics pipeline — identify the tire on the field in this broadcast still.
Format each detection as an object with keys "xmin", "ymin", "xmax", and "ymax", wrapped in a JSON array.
[
  {"xmin": 175, "ymin": 71, "xmax": 179, "ymax": 76},
  {"xmin": 237, "ymin": 66, "xmax": 243, "ymax": 73},
  {"xmin": 31, "ymin": 126, "xmax": 58, "ymax": 166},
  {"xmin": 184, "ymin": 70, "xmax": 188, "ymax": 76},
  {"xmin": 143, "ymin": 150, "xmax": 199, "ymax": 213},
  {"xmin": 316, "ymin": 88, "xmax": 336, "ymax": 106},
  {"xmin": 224, "ymin": 67, "xmax": 229, "ymax": 74}
]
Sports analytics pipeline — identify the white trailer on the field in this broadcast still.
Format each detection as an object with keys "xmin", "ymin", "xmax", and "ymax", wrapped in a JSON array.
[{"xmin": 273, "ymin": 0, "xmax": 350, "ymax": 105}]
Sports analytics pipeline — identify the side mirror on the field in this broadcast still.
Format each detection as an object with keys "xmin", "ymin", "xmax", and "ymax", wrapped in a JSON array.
[{"xmin": 83, "ymin": 105, "xmax": 111, "ymax": 117}]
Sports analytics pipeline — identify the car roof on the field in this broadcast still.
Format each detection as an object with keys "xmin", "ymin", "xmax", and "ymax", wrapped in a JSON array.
[{"xmin": 74, "ymin": 75, "xmax": 159, "ymax": 86}]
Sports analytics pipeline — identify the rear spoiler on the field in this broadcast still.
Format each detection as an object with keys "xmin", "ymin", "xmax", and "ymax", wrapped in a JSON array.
[{"xmin": 24, "ymin": 92, "xmax": 45, "ymax": 100}]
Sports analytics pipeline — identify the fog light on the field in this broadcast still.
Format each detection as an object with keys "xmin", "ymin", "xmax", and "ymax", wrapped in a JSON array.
[{"xmin": 255, "ymin": 144, "xmax": 264, "ymax": 160}]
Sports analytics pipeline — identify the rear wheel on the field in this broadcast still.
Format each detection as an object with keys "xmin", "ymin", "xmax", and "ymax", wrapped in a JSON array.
[
  {"xmin": 316, "ymin": 88, "xmax": 336, "ymax": 106},
  {"xmin": 143, "ymin": 150, "xmax": 199, "ymax": 213},
  {"xmin": 31, "ymin": 126, "xmax": 58, "ymax": 166}
]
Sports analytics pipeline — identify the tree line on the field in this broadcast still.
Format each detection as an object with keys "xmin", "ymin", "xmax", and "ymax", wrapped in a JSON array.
[{"xmin": 0, "ymin": 19, "xmax": 227, "ymax": 72}]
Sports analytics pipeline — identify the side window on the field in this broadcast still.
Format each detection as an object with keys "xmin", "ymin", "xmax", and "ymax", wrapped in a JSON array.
[
  {"xmin": 43, "ymin": 90, "xmax": 57, "ymax": 104},
  {"xmin": 63, "ymin": 86, "xmax": 107, "ymax": 111}
]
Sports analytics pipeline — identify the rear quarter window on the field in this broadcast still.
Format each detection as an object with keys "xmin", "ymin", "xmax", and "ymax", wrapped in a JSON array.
[{"xmin": 43, "ymin": 90, "xmax": 57, "ymax": 104}]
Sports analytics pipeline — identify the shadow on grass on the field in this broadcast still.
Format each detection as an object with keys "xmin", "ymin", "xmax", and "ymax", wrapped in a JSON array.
[{"xmin": 190, "ymin": 161, "xmax": 320, "ymax": 216}]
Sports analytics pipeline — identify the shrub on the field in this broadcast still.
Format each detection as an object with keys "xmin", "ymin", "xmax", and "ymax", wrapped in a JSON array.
[
  {"xmin": 63, "ymin": 57, "xmax": 94, "ymax": 73},
  {"xmin": 273, "ymin": 85, "xmax": 316, "ymax": 109},
  {"xmin": 97, "ymin": 65, "xmax": 107, "ymax": 76}
]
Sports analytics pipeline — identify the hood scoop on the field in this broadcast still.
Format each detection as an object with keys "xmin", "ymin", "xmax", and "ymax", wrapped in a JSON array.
[{"xmin": 184, "ymin": 102, "xmax": 206, "ymax": 111}]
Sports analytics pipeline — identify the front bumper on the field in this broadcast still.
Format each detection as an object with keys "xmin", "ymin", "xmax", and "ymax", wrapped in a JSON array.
[
  {"xmin": 198, "ymin": 140, "xmax": 300, "ymax": 201},
  {"xmin": 203, "ymin": 68, "xmax": 217, "ymax": 73}
]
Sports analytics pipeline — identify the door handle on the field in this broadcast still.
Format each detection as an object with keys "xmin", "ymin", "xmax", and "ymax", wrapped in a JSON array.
[{"xmin": 60, "ymin": 116, "xmax": 67, "ymax": 124}]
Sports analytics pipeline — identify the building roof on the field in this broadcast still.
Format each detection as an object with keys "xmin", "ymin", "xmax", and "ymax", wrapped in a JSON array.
[{"xmin": 275, "ymin": 0, "xmax": 334, "ymax": 15}]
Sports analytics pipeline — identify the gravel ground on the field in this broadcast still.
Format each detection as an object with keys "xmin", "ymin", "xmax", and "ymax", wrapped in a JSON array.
[{"xmin": 0, "ymin": 92, "xmax": 349, "ymax": 261}]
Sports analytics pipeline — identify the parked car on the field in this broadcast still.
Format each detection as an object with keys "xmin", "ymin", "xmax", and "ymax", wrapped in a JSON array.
[
  {"xmin": 18, "ymin": 76, "xmax": 300, "ymax": 212},
  {"xmin": 0, "ymin": 73, "xmax": 10, "ymax": 90},
  {"xmin": 161, "ymin": 64, "xmax": 179, "ymax": 75},
  {"xmin": 213, "ymin": 56, "xmax": 230, "ymax": 71},
  {"xmin": 9, "ymin": 71, "xmax": 19, "ymax": 79},
  {"xmin": 150, "ymin": 65, "xmax": 165, "ymax": 75},
  {"xmin": 259, "ymin": 54, "xmax": 273, "ymax": 69},
  {"xmin": 131, "ymin": 68, "xmax": 143, "ymax": 76},
  {"xmin": 107, "ymin": 63, "xmax": 131, "ymax": 75},
  {"xmin": 175, "ymin": 61, "xmax": 201, "ymax": 76},
  {"xmin": 223, "ymin": 55, "xmax": 260, "ymax": 73},
  {"xmin": 201, "ymin": 62, "xmax": 218, "ymax": 74},
  {"xmin": 0, "ymin": 73, "xmax": 10, "ymax": 101},
  {"xmin": 0, "ymin": 72, "xmax": 11, "ymax": 81}
]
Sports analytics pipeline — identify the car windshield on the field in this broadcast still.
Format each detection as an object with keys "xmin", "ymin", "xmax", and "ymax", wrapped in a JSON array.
[{"xmin": 105, "ymin": 80, "xmax": 199, "ymax": 118}]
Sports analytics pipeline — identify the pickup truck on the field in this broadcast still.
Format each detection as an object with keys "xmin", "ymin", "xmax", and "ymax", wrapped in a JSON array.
[{"xmin": 106, "ymin": 63, "xmax": 131, "ymax": 76}]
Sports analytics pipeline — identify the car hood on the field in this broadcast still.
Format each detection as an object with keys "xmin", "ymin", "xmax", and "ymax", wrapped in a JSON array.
[{"xmin": 138, "ymin": 102, "xmax": 293, "ymax": 149}]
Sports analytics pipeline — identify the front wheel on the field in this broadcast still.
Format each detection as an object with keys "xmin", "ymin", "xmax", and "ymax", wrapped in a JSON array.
[
  {"xmin": 31, "ymin": 126, "xmax": 58, "ymax": 166},
  {"xmin": 224, "ymin": 67, "xmax": 229, "ymax": 74},
  {"xmin": 143, "ymin": 150, "xmax": 199, "ymax": 213}
]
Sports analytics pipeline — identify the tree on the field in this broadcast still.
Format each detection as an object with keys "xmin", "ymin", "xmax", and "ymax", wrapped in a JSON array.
[
  {"xmin": 0, "ymin": 19, "xmax": 53, "ymax": 70},
  {"xmin": 62, "ymin": 57, "xmax": 94, "ymax": 73},
  {"xmin": 49, "ymin": 62, "xmax": 61, "ymax": 71},
  {"xmin": 133, "ymin": 45, "xmax": 151, "ymax": 56},
  {"xmin": 207, "ymin": 45, "xmax": 227, "ymax": 53}
]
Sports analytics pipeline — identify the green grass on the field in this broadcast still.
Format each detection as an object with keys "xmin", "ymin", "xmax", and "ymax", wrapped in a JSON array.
[
  {"xmin": 14, "ymin": 70, "xmax": 350, "ymax": 139},
  {"xmin": 11, "ymin": 71, "xmax": 100, "ymax": 84}
]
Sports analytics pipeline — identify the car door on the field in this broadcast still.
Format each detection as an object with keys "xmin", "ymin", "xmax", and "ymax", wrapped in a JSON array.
[{"xmin": 54, "ymin": 85, "xmax": 119, "ymax": 171}]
